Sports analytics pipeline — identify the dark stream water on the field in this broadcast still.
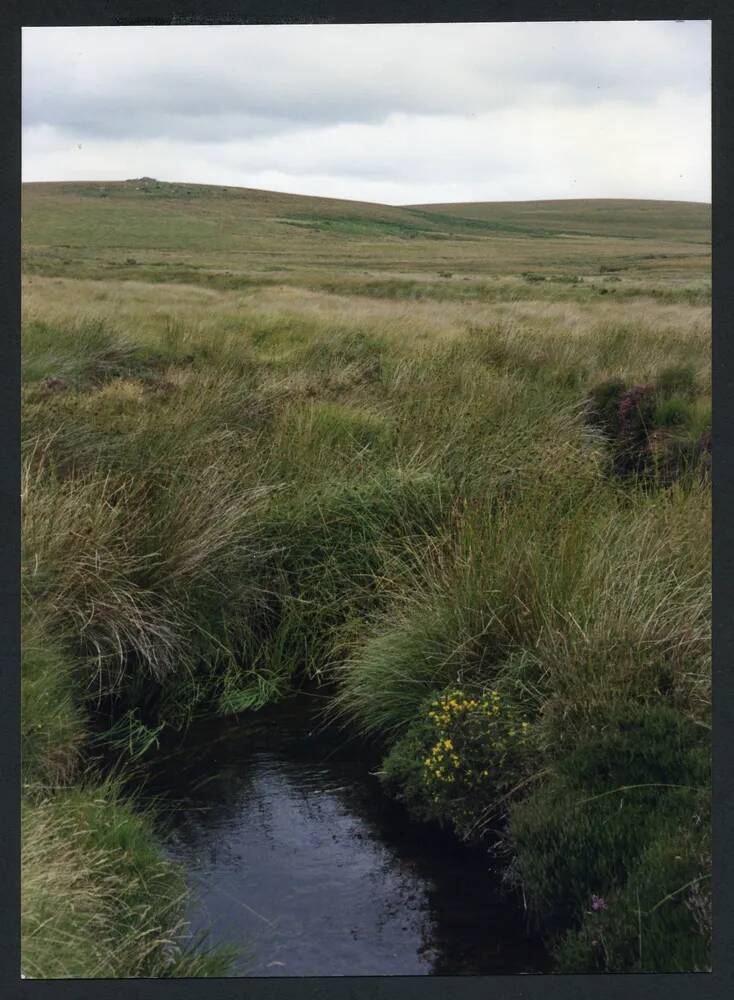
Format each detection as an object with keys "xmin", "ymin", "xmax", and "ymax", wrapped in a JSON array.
[{"xmin": 140, "ymin": 694, "xmax": 550, "ymax": 976}]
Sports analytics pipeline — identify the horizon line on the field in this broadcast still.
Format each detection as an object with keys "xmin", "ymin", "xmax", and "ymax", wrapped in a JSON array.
[{"xmin": 21, "ymin": 178, "xmax": 713, "ymax": 209}]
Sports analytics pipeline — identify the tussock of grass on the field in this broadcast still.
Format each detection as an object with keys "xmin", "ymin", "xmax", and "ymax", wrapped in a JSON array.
[
  {"xmin": 22, "ymin": 778, "xmax": 236, "ymax": 978},
  {"xmin": 258, "ymin": 468, "xmax": 450, "ymax": 679},
  {"xmin": 333, "ymin": 478, "xmax": 710, "ymax": 742},
  {"xmin": 270, "ymin": 400, "xmax": 391, "ymax": 481},
  {"xmin": 21, "ymin": 610, "xmax": 84, "ymax": 787},
  {"xmin": 21, "ymin": 317, "xmax": 142, "ymax": 386},
  {"xmin": 22, "ymin": 445, "xmax": 277, "ymax": 714}
]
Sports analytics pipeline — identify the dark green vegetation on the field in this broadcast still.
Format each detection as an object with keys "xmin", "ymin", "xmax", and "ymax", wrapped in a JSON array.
[
  {"xmin": 22, "ymin": 181, "xmax": 711, "ymax": 976},
  {"xmin": 410, "ymin": 197, "xmax": 711, "ymax": 242}
]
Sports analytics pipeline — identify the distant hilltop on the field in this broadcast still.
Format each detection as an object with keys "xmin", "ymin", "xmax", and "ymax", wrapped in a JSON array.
[{"xmin": 21, "ymin": 180, "xmax": 711, "ymax": 245}]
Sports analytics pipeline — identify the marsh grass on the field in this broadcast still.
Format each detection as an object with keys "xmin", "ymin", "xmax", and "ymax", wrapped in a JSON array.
[
  {"xmin": 21, "ymin": 610, "xmax": 84, "ymax": 787},
  {"xmin": 332, "ymin": 476, "xmax": 710, "ymax": 743},
  {"xmin": 22, "ymin": 775, "xmax": 237, "ymax": 978},
  {"xmin": 21, "ymin": 186, "xmax": 711, "ymax": 975}
]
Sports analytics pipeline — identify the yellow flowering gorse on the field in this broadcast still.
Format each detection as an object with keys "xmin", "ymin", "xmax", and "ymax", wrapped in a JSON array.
[{"xmin": 421, "ymin": 686, "xmax": 532, "ymax": 798}]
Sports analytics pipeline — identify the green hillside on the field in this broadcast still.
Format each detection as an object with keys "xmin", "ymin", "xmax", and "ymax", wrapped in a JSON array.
[
  {"xmin": 22, "ymin": 181, "xmax": 711, "ymax": 293},
  {"xmin": 409, "ymin": 198, "xmax": 712, "ymax": 242}
]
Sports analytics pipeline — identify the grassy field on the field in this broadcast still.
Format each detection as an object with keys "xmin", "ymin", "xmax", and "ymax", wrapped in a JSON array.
[{"xmin": 22, "ymin": 180, "xmax": 711, "ymax": 975}]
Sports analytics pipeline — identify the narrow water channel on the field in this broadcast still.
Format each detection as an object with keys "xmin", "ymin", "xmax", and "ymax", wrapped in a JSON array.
[{"xmin": 140, "ymin": 694, "xmax": 550, "ymax": 976}]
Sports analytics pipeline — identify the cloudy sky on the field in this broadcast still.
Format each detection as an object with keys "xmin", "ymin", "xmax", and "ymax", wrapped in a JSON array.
[{"xmin": 22, "ymin": 21, "xmax": 710, "ymax": 205}]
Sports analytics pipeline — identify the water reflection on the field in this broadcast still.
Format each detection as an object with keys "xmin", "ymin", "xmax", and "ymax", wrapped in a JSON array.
[{"xmin": 140, "ymin": 695, "xmax": 549, "ymax": 976}]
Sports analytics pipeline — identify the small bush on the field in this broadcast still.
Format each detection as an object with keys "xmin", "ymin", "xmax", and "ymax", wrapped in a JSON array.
[
  {"xmin": 587, "ymin": 367, "xmax": 708, "ymax": 484},
  {"xmin": 382, "ymin": 684, "xmax": 535, "ymax": 838},
  {"xmin": 555, "ymin": 819, "xmax": 711, "ymax": 972},
  {"xmin": 587, "ymin": 380, "xmax": 677, "ymax": 479}
]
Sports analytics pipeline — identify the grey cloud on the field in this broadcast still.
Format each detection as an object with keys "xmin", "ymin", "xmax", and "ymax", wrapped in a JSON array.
[
  {"xmin": 23, "ymin": 22, "xmax": 710, "ymax": 145},
  {"xmin": 21, "ymin": 22, "xmax": 710, "ymax": 203}
]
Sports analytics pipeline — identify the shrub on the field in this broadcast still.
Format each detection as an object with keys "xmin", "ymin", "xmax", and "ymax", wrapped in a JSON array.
[
  {"xmin": 556, "ymin": 794, "xmax": 711, "ymax": 972},
  {"xmin": 555, "ymin": 818, "xmax": 711, "ymax": 972},
  {"xmin": 382, "ymin": 684, "xmax": 535, "ymax": 839},
  {"xmin": 614, "ymin": 384, "xmax": 656, "ymax": 472},
  {"xmin": 587, "ymin": 369, "xmax": 708, "ymax": 484}
]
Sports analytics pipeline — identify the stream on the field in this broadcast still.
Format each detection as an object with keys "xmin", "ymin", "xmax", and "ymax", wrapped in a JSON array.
[{"xmin": 139, "ymin": 694, "xmax": 550, "ymax": 976}]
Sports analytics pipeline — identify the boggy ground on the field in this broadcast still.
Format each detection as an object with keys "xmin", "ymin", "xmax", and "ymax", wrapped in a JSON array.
[{"xmin": 21, "ymin": 182, "xmax": 711, "ymax": 976}]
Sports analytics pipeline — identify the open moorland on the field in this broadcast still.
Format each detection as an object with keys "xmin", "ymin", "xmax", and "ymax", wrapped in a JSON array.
[{"xmin": 21, "ymin": 179, "xmax": 711, "ymax": 975}]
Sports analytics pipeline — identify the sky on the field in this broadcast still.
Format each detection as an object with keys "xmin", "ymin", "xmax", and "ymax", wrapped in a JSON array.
[{"xmin": 22, "ymin": 21, "xmax": 711, "ymax": 205}]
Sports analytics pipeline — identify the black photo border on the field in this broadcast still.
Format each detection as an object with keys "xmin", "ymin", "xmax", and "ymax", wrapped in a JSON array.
[{"xmin": 1, "ymin": 2, "xmax": 730, "ymax": 998}]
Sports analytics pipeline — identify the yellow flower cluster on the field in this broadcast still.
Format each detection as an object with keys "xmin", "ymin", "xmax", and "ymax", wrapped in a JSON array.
[
  {"xmin": 427, "ymin": 687, "xmax": 502, "ymax": 728},
  {"xmin": 509, "ymin": 721, "xmax": 531, "ymax": 738},
  {"xmin": 423, "ymin": 736, "xmax": 461, "ymax": 783},
  {"xmin": 421, "ymin": 686, "xmax": 531, "ymax": 791}
]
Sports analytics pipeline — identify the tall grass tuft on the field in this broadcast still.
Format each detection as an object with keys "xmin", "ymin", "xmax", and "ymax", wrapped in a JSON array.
[
  {"xmin": 22, "ymin": 443, "xmax": 277, "ymax": 711},
  {"xmin": 334, "ymin": 475, "xmax": 710, "ymax": 743},
  {"xmin": 22, "ymin": 777, "xmax": 236, "ymax": 978}
]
